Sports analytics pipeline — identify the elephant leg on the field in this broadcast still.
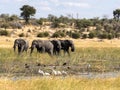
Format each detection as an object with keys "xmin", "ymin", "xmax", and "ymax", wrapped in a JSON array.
[
  {"xmin": 30, "ymin": 47, "xmax": 34, "ymax": 55},
  {"xmin": 21, "ymin": 46, "xmax": 24, "ymax": 52},
  {"xmin": 67, "ymin": 50, "xmax": 70, "ymax": 56},
  {"xmin": 48, "ymin": 49, "xmax": 53, "ymax": 56},
  {"xmin": 18, "ymin": 47, "xmax": 21, "ymax": 55}
]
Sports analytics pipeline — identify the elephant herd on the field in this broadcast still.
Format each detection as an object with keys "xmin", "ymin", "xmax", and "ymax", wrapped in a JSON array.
[{"xmin": 13, "ymin": 38, "xmax": 75, "ymax": 56}]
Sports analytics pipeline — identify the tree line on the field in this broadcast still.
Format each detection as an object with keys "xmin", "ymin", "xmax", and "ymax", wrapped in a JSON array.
[{"xmin": 0, "ymin": 5, "xmax": 120, "ymax": 39}]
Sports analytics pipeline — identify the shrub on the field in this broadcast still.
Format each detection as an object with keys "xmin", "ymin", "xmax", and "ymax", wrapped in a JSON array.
[
  {"xmin": 1, "ymin": 23, "xmax": 10, "ymax": 29},
  {"xmin": 43, "ymin": 32, "xmax": 49, "ymax": 37},
  {"xmin": 82, "ymin": 34, "xmax": 88, "ymax": 39},
  {"xmin": 0, "ymin": 30, "xmax": 9, "ymax": 36},
  {"xmin": 89, "ymin": 32, "xmax": 96, "ymax": 39},
  {"xmin": 71, "ymin": 32, "xmax": 80, "ymax": 39},
  {"xmin": 19, "ymin": 33, "xmax": 24, "ymax": 37},
  {"xmin": 37, "ymin": 33, "xmax": 44, "ymax": 37},
  {"xmin": 52, "ymin": 32, "xmax": 59, "ymax": 38},
  {"xmin": 37, "ymin": 32, "xmax": 50, "ymax": 37},
  {"xmin": 98, "ymin": 33, "xmax": 108, "ymax": 39},
  {"xmin": 60, "ymin": 32, "xmax": 66, "ymax": 37},
  {"xmin": 108, "ymin": 33, "xmax": 114, "ymax": 39}
]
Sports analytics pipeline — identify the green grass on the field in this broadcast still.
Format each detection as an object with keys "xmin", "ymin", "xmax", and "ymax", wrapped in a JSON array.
[
  {"xmin": 0, "ymin": 47, "xmax": 120, "ymax": 90},
  {"xmin": 0, "ymin": 47, "xmax": 120, "ymax": 74}
]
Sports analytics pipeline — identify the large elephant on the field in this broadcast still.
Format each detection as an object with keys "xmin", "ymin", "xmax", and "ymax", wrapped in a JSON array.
[
  {"xmin": 13, "ymin": 39, "xmax": 29, "ymax": 54},
  {"xmin": 30, "ymin": 39, "xmax": 54, "ymax": 55},
  {"xmin": 51, "ymin": 40, "xmax": 61, "ymax": 55},
  {"xmin": 59, "ymin": 40, "xmax": 75, "ymax": 55}
]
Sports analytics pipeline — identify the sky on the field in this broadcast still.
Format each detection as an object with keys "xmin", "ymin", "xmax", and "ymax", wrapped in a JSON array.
[{"xmin": 0, "ymin": 0, "xmax": 120, "ymax": 19}]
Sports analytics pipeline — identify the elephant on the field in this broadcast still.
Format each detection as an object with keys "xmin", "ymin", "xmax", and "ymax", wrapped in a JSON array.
[
  {"xmin": 13, "ymin": 38, "xmax": 29, "ymax": 54},
  {"xmin": 59, "ymin": 40, "xmax": 75, "ymax": 55},
  {"xmin": 51, "ymin": 40, "xmax": 61, "ymax": 55},
  {"xmin": 30, "ymin": 39, "xmax": 54, "ymax": 55}
]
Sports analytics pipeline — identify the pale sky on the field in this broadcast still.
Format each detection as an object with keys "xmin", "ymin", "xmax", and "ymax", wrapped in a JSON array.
[{"xmin": 0, "ymin": 0, "xmax": 120, "ymax": 19}]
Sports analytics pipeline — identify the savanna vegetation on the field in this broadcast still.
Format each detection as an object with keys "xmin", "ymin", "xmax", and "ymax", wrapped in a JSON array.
[
  {"xmin": 1, "ymin": 4, "xmax": 120, "ymax": 90},
  {"xmin": 0, "ymin": 5, "xmax": 120, "ymax": 39}
]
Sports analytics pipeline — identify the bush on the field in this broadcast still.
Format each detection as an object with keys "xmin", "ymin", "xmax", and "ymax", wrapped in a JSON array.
[
  {"xmin": 37, "ymin": 32, "xmax": 50, "ymax": 37},
  {"xmin": 1, "ymin": 23, "xmax": 10, "ymax": 29},
  {"xmin": 37, "ymin": 33, "xmax": 44, "ymax": 37},
  {"xmin": 43, "ymin": 32, "xmax": 49, "ymax": 37},
  {"xmin": 52, "ymin": 32, "xmax": 59, "ymax": 38},
  {"xmin": 0, "ymin": 30, "xmax": 9, "ymax": 36},
  {"xmin": 108, "ymin": 33, "xmax": 114, "ymax": 39},
  {"xmin": 19, "ymin": 33, "xmax": 24, "ymax": 37},
  {"xmin": 71, "ymin": 32, "xmax": 80, "ymax": 39},
  {"xmin": 89, "ymin": 32, "xmax": 96, "ymax": 39},
  {"xmin": 60, "ymin": 32, "xmax": 66, "ymax": 37},
  {"xmin": 98, "ymin": 33, "xmax": 108, "ymax": 39},
  {"xmin": 82, "ymin": 34, "xmax": 88, "ymax": 39}
]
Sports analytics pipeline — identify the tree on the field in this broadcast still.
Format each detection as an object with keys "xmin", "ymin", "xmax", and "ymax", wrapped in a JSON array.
[
  {"xmin": 48, "ymin": 14, "xmax": 57, "ymax": 22},
  {"xmin": 0, "ymin": 14, "xmax": 10, "ymax": 22},
  {"xmin": 20, "ymin": 5, "xmax": 36, "ymax": 24},
  {"xmin": 9, "ymin": 15, "xmax": 19, "ymax": 21},
  {"xmin": 113, "ymin": 9, "xmax": 120, "ymax": 21}
]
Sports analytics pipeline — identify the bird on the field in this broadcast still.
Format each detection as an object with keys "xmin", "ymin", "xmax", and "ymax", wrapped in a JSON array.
[
  {"xmin": 52, "ymin": 69, "xmax": 62, "ymax": 76},
  {"xmin": 38, "ymin": 69, "xmax": 44, "ymax": 75},
  {"xmin": 63, "ymin": 62, "xmax": 67, "ymax": 66},
  {"xmin": 36, "ymin": 63, "xmax": 41, "ymax": 66},
  {"xmin": 25, "ymin": 63, "xmax": 30, "ymax": 68},
  {"xmin": 44, "ymin": 72, "xmax": 50, "ymax": 76},
  {"xmin": 61, "ymin": 70, "xmax": 67, "ymax": 75},
  {"xmin": 38, "ymin": 69, "xmax": 50, "ymax": 76}
]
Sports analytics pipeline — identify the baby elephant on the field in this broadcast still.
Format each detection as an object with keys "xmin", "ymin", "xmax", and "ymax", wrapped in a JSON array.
[{"xmin": 13, "ymin": 38, "xmax": 29, "ymax": 54}]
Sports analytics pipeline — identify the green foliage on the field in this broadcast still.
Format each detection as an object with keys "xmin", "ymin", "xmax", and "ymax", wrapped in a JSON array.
[
  {"xmin": 37, "ymin": 32, "xmax": 44, "ymax": 37},
  {"xmin": 0, "ymin": 30, "xmax": 9, "ymax": 36},
  {"xmin": 113, "ymin": 9, "xmax": 120, "ymax": 20},
  {"xmin": 52, "ymin": 30, "xmax": 66, "ymax": 38},
  {"xmin": 52, "ymin": 18, "xmax": 60, "ymax": 28},
  {"xmin": 9, "ymin": 15, "xmax": 19, "ymax": 21},
  {"xmin": 89, "ymin": 32, "xmax": 96, "ymax": 39},
  {"xmin": 20, "ymin": 5, "xmax": 36, "ymax": 23},
  {"xmin": 43, "ymin": 32, "xmax": 49, "ymax": 37},
  {"xmin": 71, "ymin": 32, "xmax": 80, "ymax": 39},
  {"xmin": 108, "ymin": 33, "xmax": 114, "ymax": 39},
  {"xmin": 82, "ymin": 34, "xmax": 88, "ymax": 39},
  {"xmin": 98, "ymin": 32, "xmax": 108, "ymax": 39},
  {"xmin": 48, "ymin": 14, "xmax": 57, "ymax": 22},
  {"xmin": 19, "ymin": 33, "xmax": 25, "ymax": 37},
  {"xmin": 37, "ymin": 18, "xmax": 48, "ymax": 25},
  {"xmin": 37, "ymin": 32, "xmax": 49, "ymax": 37},
  {"xmin": 1, "ymin": 23, "xmax": 10, "ymax": 29},
  {"xmin": 76, "ymin": 19, "xmax": 93, "ymax": 29}
]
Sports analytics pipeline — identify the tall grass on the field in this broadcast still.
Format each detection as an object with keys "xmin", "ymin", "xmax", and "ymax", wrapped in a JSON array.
[
  {"xmin": 0, "ymin": 47, "xmax": 120, "ymax": 73},
  {"xmin": 0, "ymin": 76, "xmax": 120, "ymax": 90}
]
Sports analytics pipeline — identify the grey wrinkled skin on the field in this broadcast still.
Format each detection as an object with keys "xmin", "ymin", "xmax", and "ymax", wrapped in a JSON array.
[
  {"xmin": 30, "ymin": 39, "xmax": 53, "ymax": 55},
  {"xmin": 51, "ymin": 40, "xmax": 61, "ymax": 55},
  {"xmin": 59, "ymin": 40, "xmax": 75, "ymax": 55},
  {"xmin": 13, "ymin": 39, "xmax": 29, "ymax": 55}
]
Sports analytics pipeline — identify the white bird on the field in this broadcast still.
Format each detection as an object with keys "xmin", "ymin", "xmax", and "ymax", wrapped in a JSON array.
[
  {"xmin": 38, "ymin": 69, "xmax": 44, "ymax": 75},
  {"xmin": 44, "ymin": 72, "xmax": 50, "ymax": 76},
  {"xmin": 61, "ymin": 70, "xmax": 67, "ymax": 75},
  {"xmin": 38, "ymin": 69, "xmax": 50, "ymax": 76},
  {"xmin": 52, "ymin": 69, "xmax": 62, "ymax": 75}
]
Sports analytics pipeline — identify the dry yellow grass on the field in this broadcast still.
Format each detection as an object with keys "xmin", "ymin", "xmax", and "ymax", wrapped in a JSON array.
[
  {"xmin": 1, "ymin": 36, "xmax": 120, "ymax": 48},
  {"xmin": 0, "ymin": 76, "xmax": 120, "ymax": 90}
]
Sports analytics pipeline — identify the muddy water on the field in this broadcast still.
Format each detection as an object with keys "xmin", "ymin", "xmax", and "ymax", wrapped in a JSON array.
[{"xmin": 3, "ymin": 71, "xmax": 119, "ymax": 81}]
